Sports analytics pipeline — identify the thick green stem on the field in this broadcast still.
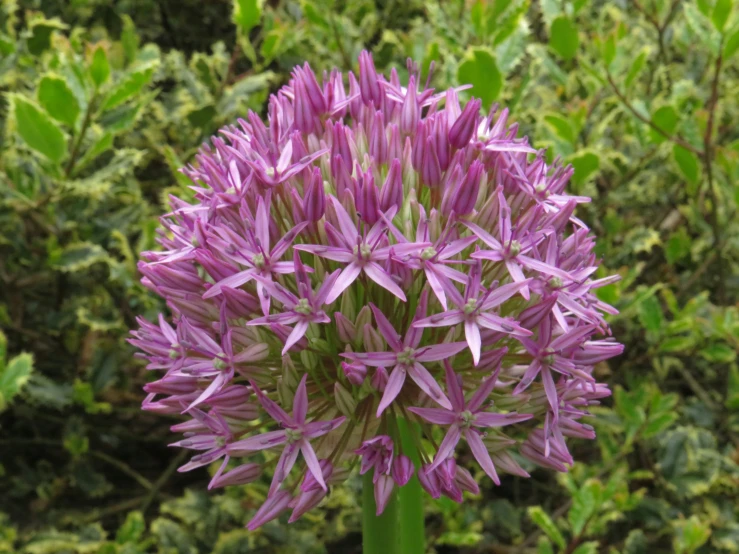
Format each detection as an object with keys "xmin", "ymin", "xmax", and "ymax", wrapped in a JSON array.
[
  {"xmin": 397, "ymin": 417, "xmax": 425, "ymax": 554},
  {"xmin": 362, "ymin": 470, "xmax": 399, "ymax": 554}
]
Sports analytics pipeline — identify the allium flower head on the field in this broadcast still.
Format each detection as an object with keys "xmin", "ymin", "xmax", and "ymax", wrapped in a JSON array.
[{"xmin": 131, "ymin": 51, "xmax": 622, "ymax": 528}]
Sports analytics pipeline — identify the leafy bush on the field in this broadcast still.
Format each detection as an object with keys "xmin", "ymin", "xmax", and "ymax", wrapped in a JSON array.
[{"xmin": 0, "ymin": 0, "xmax": 737, "ymax": 552}]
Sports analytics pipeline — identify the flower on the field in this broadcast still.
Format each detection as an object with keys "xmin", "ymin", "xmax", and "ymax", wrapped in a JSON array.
[{"xmin": 131, "ymin": 51, "xmax": 622, "ymax": 529}]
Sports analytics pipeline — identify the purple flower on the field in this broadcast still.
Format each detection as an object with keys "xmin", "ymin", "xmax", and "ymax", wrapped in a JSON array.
[
  {"xmin": 247, "ymin": 251, "xmax": 340, "ymax": 354},
  {"xmin": 131, "ymin": 50, "xmax": 622, "ymax": 527},
  {"xmin": 344, "ymin": 299, "xmax": 466, "ymax": 416},
  {"xmin": 227, "ymin": 375, "xmax": 345, "ymax": 494},
  {"xmin": 295, "ymin": 197, "xmax": 427, "ymax": 303},
  {"xmin": 409, "ymin": 362, "xmax": 532, "ymax": 484},
  {"xmin": 413, "ymin": 261, "xmax": 532, "ymax": 365}
]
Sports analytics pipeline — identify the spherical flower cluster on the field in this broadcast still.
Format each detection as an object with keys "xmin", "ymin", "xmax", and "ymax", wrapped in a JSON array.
[{"xmin": 130, "ymin": 51, "xmax": 623, "ymax": 529}]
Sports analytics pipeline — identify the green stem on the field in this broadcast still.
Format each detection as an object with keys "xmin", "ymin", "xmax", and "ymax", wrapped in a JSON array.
[
  {"xmin": 397, "ymin": 417, "xmax": 425, "ymax": 554},
  {"xmin": 363, "ymin": 471, "xmax": 399, "ymax": 554}
]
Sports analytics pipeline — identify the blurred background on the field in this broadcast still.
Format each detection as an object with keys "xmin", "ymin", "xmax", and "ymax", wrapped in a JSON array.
[{"xmin": 0, "ymin": 0, "xmax": 738, "ymax": 552}]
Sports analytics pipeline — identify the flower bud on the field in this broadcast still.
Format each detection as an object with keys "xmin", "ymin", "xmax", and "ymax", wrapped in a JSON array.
[
  {"xmin": 342, "ymin": 361, "xmax": 367, "ymax": 386},
  {"xmin": 392, "ymin": 455, "xmax": 415, "ymax": 486},
  {"xmin": 334, "ymin": 382, "xmax": 357, "ymax": 416},
  {"xmin": 371, "ymin": 367, "xmax": 388, "ymax": 392},
  {"xmin": 374, "ymin": 474, "xmax": 395, "ymax": 515},
  {"xmin": 400, "ymin": 77, "xmax": 419, "ymax": 135},
  {"xmin": 304, "ymin": 168, "xmax": 326, "ymax": 222},
  {"xmin": 449, "ymin": 98, "xmax": 481, "ymax": 149}
]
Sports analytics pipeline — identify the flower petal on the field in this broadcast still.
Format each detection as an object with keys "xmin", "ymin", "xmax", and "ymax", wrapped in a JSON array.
[
  {"xmin": 376, "ymin": 366, "xmax": 407, "ymax": 416},
  {"xmin": 408, "ymin": 362, "xmax": 452, "ymax": 410},
  {"xmin": 407, "ymin": 406, "xmax": 456, "ymax": 425},
  {"xmin": 325, "ymin": 262, "xmax": 362, "ymax": 304},
  {"xmin": 364, "ymin": 262, "xmax": 407, "ymax": 301},
  {"xmin": 465, "ymin": 430, "xmax": 500, "ymax": 485}
]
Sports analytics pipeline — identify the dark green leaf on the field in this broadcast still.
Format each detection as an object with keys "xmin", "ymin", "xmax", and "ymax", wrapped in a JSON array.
[
  {"xmin": 52, "ymin": 242, "xmax": 110, "ymax": 272},
  {"xmin": 638, "ymin": 295, "xmax": 663, "ymax": 333},
  {"xmin": 672, "ymin": 145, "xmax": 701, "ymax": 189},
  {"xmin": 699, "ymin": 344, "xmax": 736, "ymax": 363}
]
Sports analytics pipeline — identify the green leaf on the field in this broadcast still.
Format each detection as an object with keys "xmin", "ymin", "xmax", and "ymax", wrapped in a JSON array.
[
  {"xmin": 233, "ymin": 0, "xmax": 262, "ymax": 34},
  {"xmin": 727, "ymin": 366, "xmax": 739, "ymax": 410},
  {"xmin": 569, "ymin": 151, "xmax": 600, "ymax": 186},
  {"xmin": 116, "ymin": 511, "xmax": 145, "ymax": 544},
  {"xmin": 674, "ymin": 516, "xmax": 711, "ymax": 554},
  {"xmin": 659, "ymin": 335, "xmax": 696, "ymax": 352},
  {"xmin": 724, "ymin": 26, "xmax": 739, "ymax": 57},
  {"xmin": 0, "ymin": 33, "xmax": 15, "ymax": 55},
  {"xmin": 10, "ymin": 94, "xmax": 67, "ymax": 163},
  {"xmin": 63, "ymin": 434, "xmax": 89, "ymax": 457},
  {"xmin": 544, "ymin": 114, "xmax": 576, "ymax": 144},
  {"xmin": 89, "ymin": 45, "xmax": 111, "ymax": 87},
  {"xmin": 643, "ymin": 412, "xmax": 679, "ymax": 437},
  {"xmin": 457, "ymin": 47, "xmax": 503, "ymax": 106},
  {"xmin": 601, "ymin": 33, "xmax": 617, "ymax": 67},
  {"xmin": 672, "ymin": 145, "xmax": 701, "ymax": 189},
  {"xmin": 37, "ymin": 75, "xmax": 80, "ymax": 128},
  {"xmin": 665, "ymin": 228, "xmax": 691, "ymax": 264},
  {"xmin": 684, "ymin": 2, "xmax": 722, "ymax": 54},
  {"xmin": 120, "ymin": 15, "xmax": 139, "ymax": 64},
  {"xmin": 712, "ymin": 0, "xmax": 733, "ymax": 31},
  {"xmin": 550, "ymin": 16, "xmax": 579, "ymax": 60},
  {"xmin": 537, "ymin": 537, "xmax": 554, "ymax": 554},
  {"xmin": 638, "ymin": 295, "xmax": 663, "ymax": 333},
  {"xmin": 649, "ymin": 106, "xmax": 678, "ymax": 144},
  {"xmin": 74, "ymin": 132, "xmax": 114, "ymax": 173},
  {"xmin": 101, "ymin": 67, "xmax": 155, "ymax": 111},
  {"xmin": 527, "ymin": 507, "xmax": 566, "ymax": 549},
  {"xmin": 569, "ymin": 481, "xmax": 601, "ymax": 535},
  {"xmin": 699, "ymin": 343, "xmax": 736, "ymax": 363},
  {"xmin": 625, "ymin": 49, "xmax": 648, "ymax": 88},
  {"xmin": 0, "ymin": 353, "xmax": 34, "ymax": 411}
]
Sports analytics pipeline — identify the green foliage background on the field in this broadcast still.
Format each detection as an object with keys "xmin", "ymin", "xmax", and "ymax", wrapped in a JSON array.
[{"xmin": 1, "ymin": 0, "xmax": 738, "ymax": 552}]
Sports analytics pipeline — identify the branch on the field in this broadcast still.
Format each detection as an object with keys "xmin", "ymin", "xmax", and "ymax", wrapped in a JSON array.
[
  {"xmin": 605, "ymin": 73, "xmax": 704, "ymax": 157},
  {"xmin": 702, "ymin": 41, "xmax": 725, "ymax": 303}
]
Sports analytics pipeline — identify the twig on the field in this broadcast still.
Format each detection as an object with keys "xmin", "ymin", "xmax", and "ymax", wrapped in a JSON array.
[
  {"xmin": 702, "ymin": 41, "xmax": 725, "ymax": 303},
  {"xmin": 216, "ymin": 47, "xmax": 240, "ymax": 99},
  {"xmin": 89, "ymin": 450, "xmax": 154, "ymax": 490},
  {"xmin": 141, "ymin": 450, "xmax": 188, "ymax": 513},
  {"xmin": 605, "ymin": 73, "xmax": 704, "ymax": 157},
  {"xmin": 68, "ymin": 496, "xmax": 147, "ymax": 525},
  {"xmin": 672, "ymin": 363, "xmax": 720, "ymax": 412},
  {"xmin": 0, "ymin": 439, "xmax": 154, "ymax": 491},
  {"xmin": 64, "ymin": 93, "xmax": 97, "ymax": 177}
]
